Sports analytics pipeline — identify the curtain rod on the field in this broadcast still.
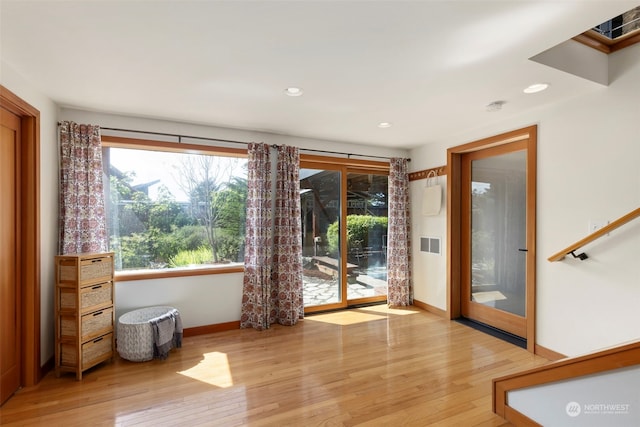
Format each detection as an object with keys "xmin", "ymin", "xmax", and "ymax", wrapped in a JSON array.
[
  {"xmin": 58, "ymin": 123, "xmax": 408, "ymax": 162},
  {"xmin": 101, "ymin": 126, "xmax": 248, "ymax": 146},
  {"xmin": 293, "ymin": 146, "xmax": 409, "ymax": 161}
]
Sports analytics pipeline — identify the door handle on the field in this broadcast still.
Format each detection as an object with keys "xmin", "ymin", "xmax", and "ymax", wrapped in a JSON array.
[{"xmin": 518, "ymin": 249, "xmax": 528, "ymax": 252}]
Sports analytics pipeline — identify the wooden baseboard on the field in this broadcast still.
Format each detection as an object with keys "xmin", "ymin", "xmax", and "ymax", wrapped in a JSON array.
[
  {"xmin": 534, "ymin": 344, "xmax": 567, "ymax": 361},
  {"xmin": 39, "ymin": 355, "xmax": 54, "ymax": 381},
  {"xmin": 183, "ymin": 320, "xmax": 240, "ymax": 337},
  {"xmin": 413, "ymin": 299, "xmax": 447, "ymax": 317}
]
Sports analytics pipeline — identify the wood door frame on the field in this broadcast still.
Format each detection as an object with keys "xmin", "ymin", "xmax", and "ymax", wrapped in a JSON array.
[
  {"xmin": 0, "ymin": 85, "xmax": 41, "ymax": 386},
  {"xmin": 447, "ymin": 125, "xmax": 537, "ymax": 353}
]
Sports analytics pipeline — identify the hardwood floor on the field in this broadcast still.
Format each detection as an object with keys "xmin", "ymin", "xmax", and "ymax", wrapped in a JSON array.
[{"xmin": 0, "ymin": 306, "xmax": 549, "ymax": 426}]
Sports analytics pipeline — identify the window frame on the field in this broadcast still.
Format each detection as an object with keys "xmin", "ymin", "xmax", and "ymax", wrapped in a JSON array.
[
  {"xmin": 101, "ymin": 137, "xmax": 391, "ymax": 283},
  {"xmin": 101, "ymin": 135, "xmax": 247, "ymax": 281}
]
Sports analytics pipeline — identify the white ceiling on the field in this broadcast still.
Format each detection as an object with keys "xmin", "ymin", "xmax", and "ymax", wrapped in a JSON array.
[{"xmin": 1, "ymin": 1, "xmax": 637, "ymax": 149}]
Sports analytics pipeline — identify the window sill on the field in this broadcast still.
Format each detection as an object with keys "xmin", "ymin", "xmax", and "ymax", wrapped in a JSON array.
[{"xmin": 115, "ymin": 264, "xmax": 244, "ymax": 282}]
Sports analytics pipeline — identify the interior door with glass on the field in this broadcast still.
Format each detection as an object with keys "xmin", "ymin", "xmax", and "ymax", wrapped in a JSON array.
[{"xmin": 461, "ymin": 140, "xmax": 531, "ymax": 339}]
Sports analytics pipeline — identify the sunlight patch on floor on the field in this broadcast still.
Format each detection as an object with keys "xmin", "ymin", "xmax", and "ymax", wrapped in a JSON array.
[
  {"xmin": 306, "ymin": 305, "xmax": 420, "ymax": 325},
  {"xmin": 363, "ymin": 305, "xmax": 421, "ymax": 316},
  {"xmin": 306, "ymin": 310, "xmax": 387, "ymax": 325},
  {"xmin": 177, "ymin": 351, "xmax": 234, "ymax": 387}
]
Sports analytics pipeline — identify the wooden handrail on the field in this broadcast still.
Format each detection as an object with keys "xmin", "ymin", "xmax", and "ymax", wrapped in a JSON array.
[
  {"xmin": 548, "ymin": 207, "xmax": 640, "ymax": 262},
  {"xmin": 493, "ymin": 340, "xmax": 640, "ymax": 425}
]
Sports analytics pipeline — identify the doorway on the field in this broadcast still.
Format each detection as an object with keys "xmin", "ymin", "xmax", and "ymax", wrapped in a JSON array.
[
  {"xmin": 0, "ymin": 85, "xmax": 41, "ymax": 404},
  {"xmin": 300, "ymin": 159, "xmax": 389, "ymax": 313},
  {"xmin": 448, "ymin": 126, "xmax": 536, "ymax": 352}
]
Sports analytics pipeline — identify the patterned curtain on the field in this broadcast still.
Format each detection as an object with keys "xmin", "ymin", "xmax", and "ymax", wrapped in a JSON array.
[
  {"xmin": 240, "ymin": 143, "xmax": 273, "ymax": 330},
  {"xmin": 58, "ymin": 121, "xmax": 108, "ymax": 254},
  {"xmin": 240, "ymin": 143, "xmax": 304, "ymax": 330},
  {"xmin": 387, "ymin": 158, "xmax": 412, "ymax": 306},
  {"xmin": 271, "ymin": 145, "xmax": 304, "ymax": 326}
]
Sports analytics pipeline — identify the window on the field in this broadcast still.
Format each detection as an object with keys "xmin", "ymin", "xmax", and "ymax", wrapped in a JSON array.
[
  {"xmin": 593, "ymin": 6, "xmax": 640, "ymax": 40},
  {"xmin": 574, "ymin": 6, "xmax": 640, "ymax": 53},
  {"xmin": 102, "ymin": 137, "xmax": 247, "ymax": 278}
]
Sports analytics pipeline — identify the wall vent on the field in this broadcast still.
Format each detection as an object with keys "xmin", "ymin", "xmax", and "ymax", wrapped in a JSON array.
[{"xmin": 420, "ymin": 237, "xmax": 441, "ymax": 255}]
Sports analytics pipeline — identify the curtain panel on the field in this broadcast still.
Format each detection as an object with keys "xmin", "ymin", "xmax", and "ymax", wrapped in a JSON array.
[
  {"xmin": 240, "ymin": 143, "xmax": 304, "ymax": 330},
  {"xmin": 271, "ymin": 145, "xmax": 304, "ymax": 326},
  {"xmin": 387, "ymin": 157, "xmax": 412, "ymax": 306},
  {"xmin": 240, "ymin": 143, "xmax": 273, "ymax": 330},
  {"xmin": 58, "ymin": 121, "xmax": 108, "ymax": 254}
]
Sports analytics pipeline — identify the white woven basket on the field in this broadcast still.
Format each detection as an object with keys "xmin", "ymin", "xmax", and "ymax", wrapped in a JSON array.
[{"xmin": 117, "ymin": 306, "xmax": 177, "ymax": 362}]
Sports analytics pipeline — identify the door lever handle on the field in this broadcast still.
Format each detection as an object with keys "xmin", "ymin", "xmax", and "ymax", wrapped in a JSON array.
[{"xmin": 518, "ymin": 248, "xmax": 528, "ymax": 252}]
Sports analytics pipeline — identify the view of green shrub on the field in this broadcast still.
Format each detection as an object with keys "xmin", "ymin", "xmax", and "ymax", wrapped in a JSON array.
[
  {"xmin": 169, "ymin": 246, "xmax": 214, "ymax": 267},
  {"xmin": 326, "ymin": 215, "xmax": 388, "ymax": 256}
]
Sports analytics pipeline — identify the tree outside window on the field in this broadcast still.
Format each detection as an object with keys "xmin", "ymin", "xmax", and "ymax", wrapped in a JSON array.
[{"xmin": 104, "ymin": 146, "xmax": 247, "ymax": 272}]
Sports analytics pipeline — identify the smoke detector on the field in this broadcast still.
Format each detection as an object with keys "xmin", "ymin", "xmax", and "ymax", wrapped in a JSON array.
[{"xmin": 486, "ymin": 100, "xmax": 506, "ymax": 112}]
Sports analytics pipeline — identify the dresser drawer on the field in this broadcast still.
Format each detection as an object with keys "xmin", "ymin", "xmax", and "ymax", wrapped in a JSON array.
[
  {"xmin": 82, "ymin": 333, "xmax": 113, "ymax": 369},
  {"xmin": 57, "ymin": 254, "xmax": 113, "ymax": 286},
  {"xmin": 81, "ymin": 307, "xmax": 113, "ymax": 341},
  {"xmin": 60, "ymin": 307, "xmax": 114, "ymax": 341},
  {"xmin": 59, "ymin": 282, "xmax": 113, "ymax": 314},
  {"xmin": 60, "ymin": 332, "xmax": 113, "ymax": 369}
]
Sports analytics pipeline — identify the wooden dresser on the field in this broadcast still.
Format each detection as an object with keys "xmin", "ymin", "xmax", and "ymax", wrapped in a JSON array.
[{"xmin": 54, "ymin": 252, "xmax": 115, "ymax": 380}]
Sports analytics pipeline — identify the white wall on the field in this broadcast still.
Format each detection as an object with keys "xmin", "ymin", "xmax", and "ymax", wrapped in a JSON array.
[
  {"xmin": 114, "ymin": 273, "xmax": 244, "ymax": 328},
  {"xmin": 410, "ymin": 43, "xmax": 640, "ymax": 356},
  {"xmin": 1, "ymin": 60, "xmax": 59, "ymax": 366},
  {"xmin": 410, "ymin": 166, "xmax": 448, "ymax": 311}
]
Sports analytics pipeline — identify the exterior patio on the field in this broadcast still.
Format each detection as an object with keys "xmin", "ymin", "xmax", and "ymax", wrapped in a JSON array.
[{"xmin": 303, "ymin": 272, "xmax": 387, "ymax": 307}]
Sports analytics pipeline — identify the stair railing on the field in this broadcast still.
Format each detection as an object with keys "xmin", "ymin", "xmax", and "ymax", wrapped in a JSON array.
[
  {"xmin": 548, "ymin": 207, "xmax": 640, "ymax": 262},
  {"xmin": 493, "ymin": 341, "xmax": 640, "ymax": 425}
]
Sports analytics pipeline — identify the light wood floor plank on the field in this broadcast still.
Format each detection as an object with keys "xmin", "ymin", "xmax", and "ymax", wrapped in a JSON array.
[{"xmin": 0, "ymin": 306, "xmax": 548, "ymax": 426}]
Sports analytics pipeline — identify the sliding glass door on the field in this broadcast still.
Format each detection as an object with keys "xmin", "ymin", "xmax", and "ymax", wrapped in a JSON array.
[{"xmin": 300, "ymin": 162, "xmax": 389, "ymax": 312}]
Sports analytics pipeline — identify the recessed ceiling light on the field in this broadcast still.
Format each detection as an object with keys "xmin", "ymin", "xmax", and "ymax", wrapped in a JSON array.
[
  {"xmin": 378, "ymin": 122, "xmax": 392, "ymax": 128},
  {"xmin": 284, "ymin": 87, "xmax": 303, "ymax": 96},
  {"xmin": 524, "ymin": 83, "xmax": 549, "ymax": 94}
]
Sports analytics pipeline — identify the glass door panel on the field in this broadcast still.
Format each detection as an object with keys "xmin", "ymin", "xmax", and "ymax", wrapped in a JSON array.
[
  {"xmin": 346, "ymin": 172, "xmax": 388, "ymax": 302},
  {"xmin": 470, "ymin": 151, "xmax": 526, "ymax": 317},
  {"xmin": 300, "ymin": 168, "xmax": 343, "ymax": 309}
]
